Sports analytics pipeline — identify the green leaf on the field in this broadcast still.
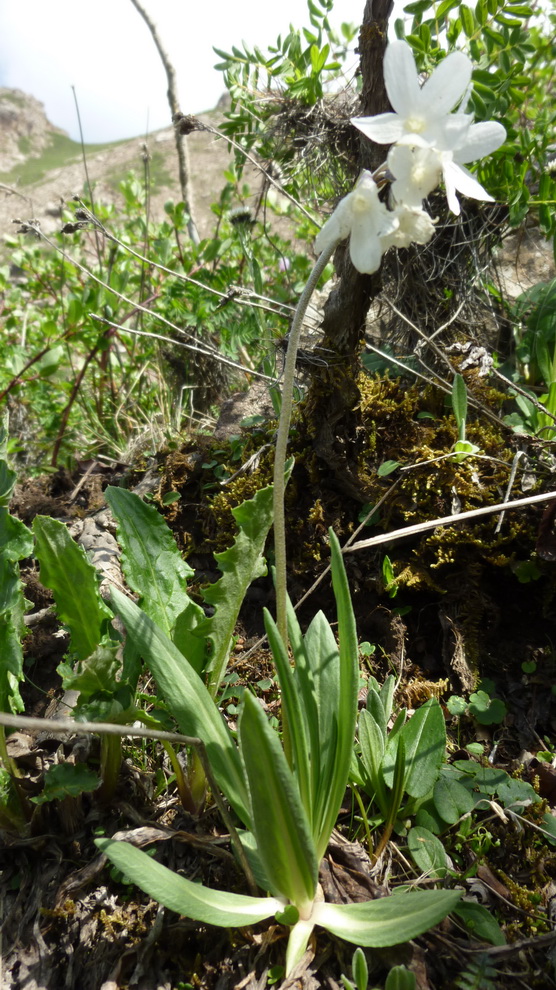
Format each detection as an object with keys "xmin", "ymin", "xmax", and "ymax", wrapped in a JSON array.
[
  {"xmin": 201, "ymin": 476, "xmax": 289, "ymax": 696},
  {"xmin": 313, "ymin": 889, "xmax": 461, "ymax": 946},
  {"xmin": 451, "ymin": 373, "xmax": 468, "ymax": 431},
  {"xmin": 433, "ymin": 774, "xmax": 475, "ymax": 824},
  {"xmin": 33, "ymin": 515, "xmax": 111, "ymax": 661},
  {"xmin": 453, "ymin": 901, "xmax": 506, "ymax": 945},
  {"xmin": 104, "ymin": 487, "xmax": 194, "ymax": 643},
  {"xmin": 110, "ymin": 588, "xmax": 250, "ymax": 825},
  {"xmin": 96, "ymin": 837, "xmax": 281, "ymax": 926},
  {"xmin": 32, "ymin": 763, "xmax": 100, "ymax": 804},
  {"xmin": 315, "ymin": 530, "xmax": 359, "ymax": 859},
  {"xmin": 238, "ymin": 691, "xmax": 318, "ymax": 913},
  {"xmin": 400, "ymin": 699, "xmax": 446, "ymax": 799},
  {"xmin": 407, "ymin": 826, "xmax": 448, "ymax": 879},
  {"xmin": 378, "ymin": 460, "xmax": 401, "ymax": 477},
  {"xmin": 385, "ymin": 966, "xmax": 417, "ymax": 990},
  {"xmin": 459, "ymin": 3, "xmax": 476, "ymax": 36},
  {"xmin": 263, "ymin": 607, "xmax": 312, "ymax": 818},
  {"xmin": 382, "ymin": 699, "xmax": 445, "ymax": 799},
  {"xmin": 351, "ymin": 946, "xmax": 369, "ymax": 990},
  {"xmin": 57, "ymin": 639, "xmax": 121, "ymax": 697}
]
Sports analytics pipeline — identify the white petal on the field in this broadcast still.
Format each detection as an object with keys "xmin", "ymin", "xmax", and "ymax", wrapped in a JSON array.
[
  {"xmin": 384, "ymin": 41, "xmax": 422, "ymax": 118},
  {"xmin": 349, "ymin": 222, "xmax": 384, "ymax": 273},
  {"xmin": 453, "ymin": 120, "xmax": 506, "ymax": 163},
  {"xmin": 420, "ymin": 51, "xmax": 472, "ymax": 117},
  {"xmin": 314, "ymin": 193, "xmax": 354, "ymax": 254},
  {"xmin": 351, "ymin": 113, "xmax": 405, "ymax": 145},
  {"xmin": 442, "ymin": 161, "xmax": 461, "ymax": 215},
  {"xmin": 426, "ymin": 113, "xmax": 472, "ymax": 151},
  {"xmin": 444, "ymin": 159, "xmax": 495, "ymax": 203},
  {"xmin": 389, "ymin": 143, "xmax": 442, "ymax": 205}
]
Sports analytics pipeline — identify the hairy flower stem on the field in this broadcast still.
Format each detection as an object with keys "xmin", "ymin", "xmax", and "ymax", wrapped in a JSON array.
[{"xmin": 273, "ymin": 243, "xmax": 337, "ymax": 646}]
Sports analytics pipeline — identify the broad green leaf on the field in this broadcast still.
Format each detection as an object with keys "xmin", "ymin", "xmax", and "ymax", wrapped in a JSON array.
[
  {"xmin": 313, "ymin": 889, "xmax": 461, "ymax": 946},
  {"xmin": 238, "ymin": 691, "xmax": 318, "ymax": 914},
  {"xmin": 110, "ymin": 587, "xmax": 250, "ymax": 825},
  {"xmin": 433, "ymin": 774, "xmax": 475, "ymax": 824},
  {"xmin": 201, "ymin": 477, "xmax": 288, "ymax": 696},
  {"xmin": 400, "ymin": 699, "xmax": 446, "ymax": 799},
  {"xmin": 453, "ymin": 901, "xmax": 506, "ymax": 945},
  {"xmin": 315, "ymin": 530, "xmax": 359, "ymax": 860},
  {"xmin": 0, "ymin": 510, "xmax": 33, "ymax": 560},
  {"xmin": 303, "ymin": 609, "xmax": 341, "ymax": 834},
  {"xmin": 33, "ymin": 515, "xmax": 111, "ymax": 660},
  {"xmin": 32, "ymin": 763, "xmax": 100, "ymax": 804},
  {"xmin": 382, "ymin": 700, "xmax": 445, "ymax": 799},
  {"xmin": 96, "ymin": 837, "xmax": 281, "ymax": 926},
  {"xmin": 366, "ymin": 686, "xmax": 388, "ymax": 738},
  {"xmin": 104, "ymin": 487, "xmax": 195, "ymax": 643},
  {"xmin": 407, "ymin": 826, "xmax": 448, "ymax": 879}
]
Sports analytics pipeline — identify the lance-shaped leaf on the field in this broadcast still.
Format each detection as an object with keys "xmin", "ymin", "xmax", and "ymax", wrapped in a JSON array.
[
  {"xmin": 314, "ymin": 530, "xmax": 359, "ymax": 859},
  {"xmin": 238, "ymin": 690, "xmax": 318, "ymax": 916},
  {"xmin": 313, "ymin": 888, "xmax": 461, "ymax": 946},
  {"xmin": 110, "ymin": 587, "xmax": 250, "ymax": 825},
  {"xmin": 96, "ymin": 837, "xmax": 282, "ymax": 926},
  {"xmin": 33, "ymin": 515, "xmax": 112, "ymax": 660}
]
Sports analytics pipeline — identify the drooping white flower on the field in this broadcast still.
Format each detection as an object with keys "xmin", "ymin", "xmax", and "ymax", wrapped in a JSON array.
[
  {"xmin": 315, "ymin": 170, "xmax": 396, "ymax": 274},
  {"xmin": 380, "ymin": 201, "xmax": 437, "ymax": 251},
  {"xmin": 388, "ymin": 142, "xmax": 443, "ymax": 208},
  {"xmin": 351, "ymin": 41, "xmax": 473, "ymax": 147}
]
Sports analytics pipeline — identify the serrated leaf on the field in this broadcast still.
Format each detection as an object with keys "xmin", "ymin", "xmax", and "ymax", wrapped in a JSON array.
[
  {"xmin": 104, "ymin": 487, "xmax": 194, "ymax": 643},
  {"xmin": 33, "ymin": 515, "xmax": 111, "ymax": 660},
  {"xmin": 57, "ymin": 639, "xmax": 121, "ymax": 697},
  {"xmin": 238, "ymin": 691, "xmax": 318, "ymax": 913},
  {"xmin": 96, "ymin": 837, "xmax": 282, "ymax": 925},
  {"xmin": 201, "ymin": 478, "xmax": 288, "ymax": 696},
  {"xmin": 32, "ymin": 763, "xmax": 100, "ymax": 804},
  {"xmin": 313, "ymin": 889, "xmax": 461, "ymax": 946}
]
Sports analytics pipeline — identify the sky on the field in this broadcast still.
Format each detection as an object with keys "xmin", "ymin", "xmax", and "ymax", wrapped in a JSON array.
[{"xmin": 0, "ymin": 0, "xmax": 403, "ymax": 145}]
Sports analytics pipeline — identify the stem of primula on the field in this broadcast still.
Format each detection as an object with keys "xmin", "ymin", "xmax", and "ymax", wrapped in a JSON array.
[{"xmin": 273, "ymin": 242, "xmax": 338, "ymax": 646}]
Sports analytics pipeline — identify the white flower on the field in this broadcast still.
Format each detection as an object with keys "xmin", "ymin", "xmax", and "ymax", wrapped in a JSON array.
[
  {"xmin": 315, "ymin": 171, "xmax": 396, "ymax": 274},
  {"xmin": 380, "ymin": 202, "xmax": 436, "ymax": 251},
  {"xmin": 352, "ymin": 41, "xmax": 506, "ymax": 216},
  {"xmin": 351, "ymin": 41, "xmax": 473, "ymax": 147}
]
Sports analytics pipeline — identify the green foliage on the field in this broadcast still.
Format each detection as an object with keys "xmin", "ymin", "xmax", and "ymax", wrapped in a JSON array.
[
  {"xmin": 31, "ymin": 763, "xmax": 100, "ymax": 805},
  {"xmin": 101, "ymin": 532, "xmax": 460, "ymax": 975},
  {"xmin": 0, "ymin": 418, "xmax": 33, "ymax": 719},
  {"xmin": 354, "ymin": 676, "xmax": 447, "ymax": 848},
  {"xmin": 33, "ymin": 515, "xmax": 112, "ymax": 661}
]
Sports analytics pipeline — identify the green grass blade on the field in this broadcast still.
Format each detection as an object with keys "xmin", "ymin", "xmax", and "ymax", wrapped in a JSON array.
[
  {"xmin": 96, "ymin": 837, "xmax": 281, "ymax": 926},
  {"xmin": 33, "ymin": 515, "xmax": 111, "ymax": 660},
  {"xmin": 314, "ymin": 889, "xmax": 461, "ymax": 946},
  {"xmin": 238, "ymin": 691, "xmax": 318, "ymax": 914},
  {"xmin": 110, "ymin": 587, "xmax": 250, "ymax": 825}
]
